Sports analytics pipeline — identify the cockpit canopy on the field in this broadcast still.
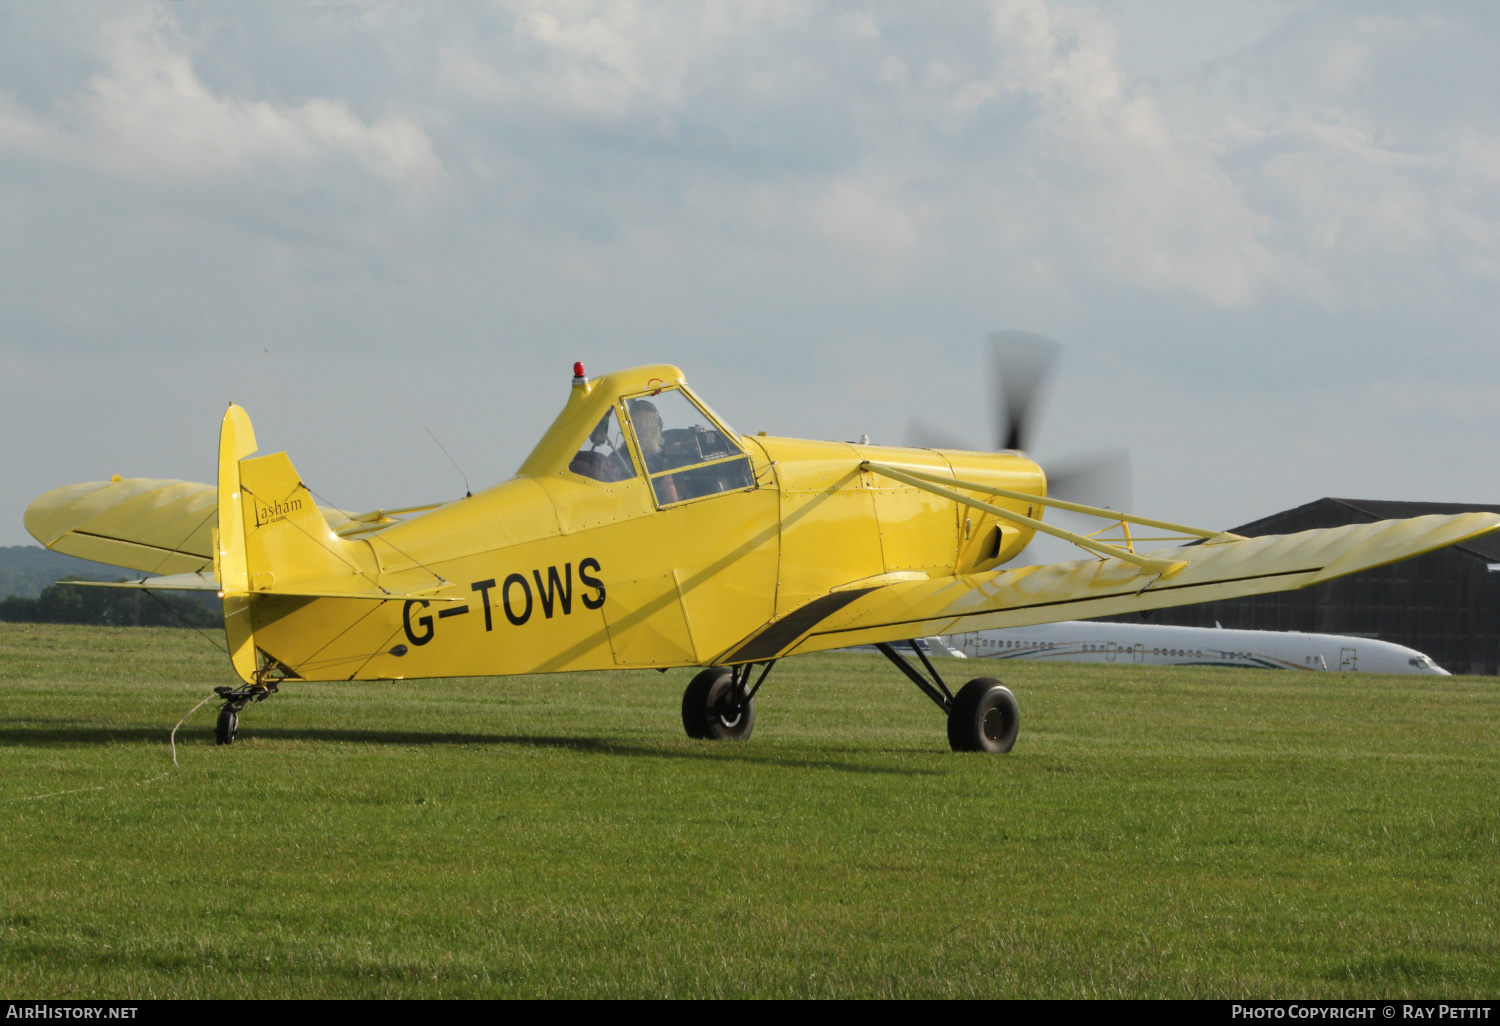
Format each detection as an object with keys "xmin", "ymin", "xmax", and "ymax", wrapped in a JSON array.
[{"xmin": 570, "ymin": 383, "xmax": 754, "ymax": 506}]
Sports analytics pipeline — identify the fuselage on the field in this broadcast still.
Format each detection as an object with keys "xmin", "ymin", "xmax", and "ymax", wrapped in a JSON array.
[
  {"xmin": 244, "ymin": 364, "xmax": 1047, "ymax": 681},
  {"xmin": 943, "ymin": 621, "xmax": 1449, "ymax": 675}
]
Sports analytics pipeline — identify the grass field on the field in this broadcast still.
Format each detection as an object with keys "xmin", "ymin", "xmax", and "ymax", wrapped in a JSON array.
[{"xmin": 2, "ymin": 622, "xmax": 1498, "ymax": 998}]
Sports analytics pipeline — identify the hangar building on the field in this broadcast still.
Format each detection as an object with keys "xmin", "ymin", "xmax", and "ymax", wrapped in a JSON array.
[{"xmin": 1099, "ymin": 498, "xmax": 1500, "ymax": 676}]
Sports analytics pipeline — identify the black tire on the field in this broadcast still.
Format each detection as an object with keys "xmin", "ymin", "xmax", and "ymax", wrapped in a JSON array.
[
  {"xmin": 947, "ymin": 678, "xmax": 1018, "ymax": 753},
  {"xmin": 215, "ymin": 708, "xmax": 238, "ymax": 746},
  {"xmin": 681, "ymin": 667, "xmax": 755, "ymax": 741}
]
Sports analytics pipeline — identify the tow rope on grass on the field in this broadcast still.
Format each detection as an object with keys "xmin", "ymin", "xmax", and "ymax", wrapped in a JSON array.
[
  {"xmin": 5, "ymin": 773, "xmax": 171, "ymax": 804},
  {"xmin": 170, "ymin": 689, "xmax": 221, "ymax": 767},
  {"xmin": 5, "ymin": 688, "xmax": 220, "ymax": 802}
]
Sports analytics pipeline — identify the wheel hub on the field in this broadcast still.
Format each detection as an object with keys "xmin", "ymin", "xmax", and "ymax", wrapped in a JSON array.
[{"xmin": 983, "ymin": 706, "xmax": 1006, "ymax": 741}]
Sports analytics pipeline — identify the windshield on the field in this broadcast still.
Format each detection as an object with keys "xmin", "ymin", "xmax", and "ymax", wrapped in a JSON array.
[{"xmin": 625, "ymin": 387, "xmax": 753, "ymax": 505}]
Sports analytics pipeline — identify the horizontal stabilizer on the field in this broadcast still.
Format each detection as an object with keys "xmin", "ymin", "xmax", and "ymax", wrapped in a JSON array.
[
  {"xmin": 63, "ymin": 572, "xmax": 219, "ymax": 591},
  {"xmin": 26, "ymin": 478, "xmax": 216, "ymax": 575},
  {"xmin": 26, "ymin": 475, "xmax": 444, "ymax": 577},
  {"xmin": 245, "ymin": 586, "xmax": 464, "ymax": 602},
  {"xmin": 62, "ymin": 571, "xmax": 463, "ymax": 603}
]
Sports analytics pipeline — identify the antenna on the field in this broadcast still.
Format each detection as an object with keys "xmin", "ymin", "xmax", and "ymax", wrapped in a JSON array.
[{"xmin": 425, "ymin": 426, "xmax": 473, "ymax": 498}]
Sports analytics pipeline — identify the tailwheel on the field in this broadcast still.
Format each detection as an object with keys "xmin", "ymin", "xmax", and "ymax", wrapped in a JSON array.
[
  {"xmin": 211, "ymin": 683, "xmax": 276, "ymax": 747},
  {"xmin": 215, "ymin": 708, "xmax": 238, "ymax": 746},
  {"xmin": 682, "ymin": 665, "xmax": 767, "ymax": 741},
  {"xmin": 947, "ymin": 678, "xmax": 1019, "ymax": 753}
]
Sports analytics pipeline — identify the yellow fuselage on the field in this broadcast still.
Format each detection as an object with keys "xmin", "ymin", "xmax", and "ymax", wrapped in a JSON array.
[{"xmin": 241, "ymin": 365, "xmax": 1045, "ymax": 681}]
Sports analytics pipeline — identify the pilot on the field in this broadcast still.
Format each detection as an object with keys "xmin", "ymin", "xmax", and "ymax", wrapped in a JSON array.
[
  {"xmin": 570, "ymin": 410, "xmax": 631, "ymax": 482},
  {"xmin": 629, "ymin": 399, "xmax": 679, "ymax": 503},
  {"xmin": 589, "ymin": 415, "xmax": 611, "ymax": 449}
]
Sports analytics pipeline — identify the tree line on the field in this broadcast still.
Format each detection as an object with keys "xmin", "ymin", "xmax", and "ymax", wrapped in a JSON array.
[{"xmin": 0, "ymin": 578, "xmax": 222, "ymax": 628}]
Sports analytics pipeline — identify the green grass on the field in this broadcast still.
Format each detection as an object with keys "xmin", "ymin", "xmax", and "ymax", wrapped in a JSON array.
[{"xmin": 2, "ymin": 622, "xmax": 1498, "ymax": 998}]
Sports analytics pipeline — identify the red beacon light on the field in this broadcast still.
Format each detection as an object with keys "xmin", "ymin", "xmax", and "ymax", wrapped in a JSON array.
[{"xmin": 571, "ymin": 361, "xmax": 589, "ymax": 390}]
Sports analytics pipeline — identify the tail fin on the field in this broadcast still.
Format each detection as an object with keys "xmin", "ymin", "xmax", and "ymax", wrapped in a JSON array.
[
  {"xmin": 217, "ymin": 404, "xmax": 377, "ymax": 684},
  {"xmin": 238, "ymin": 449, "xmax": 367, "ymax": 585},
  {"xmin": 217, "ymin": 405, "xmax": 259, "ymax": 683}
]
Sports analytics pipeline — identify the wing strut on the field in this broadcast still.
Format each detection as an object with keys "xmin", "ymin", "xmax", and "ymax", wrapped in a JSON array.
[
  {"xmin": 875, "ymin": 640, "xmax": 955, "ymax": 713},
  {"xmin": 862, "ymin": 461, "xmax": 1239, "ymax": 581}
]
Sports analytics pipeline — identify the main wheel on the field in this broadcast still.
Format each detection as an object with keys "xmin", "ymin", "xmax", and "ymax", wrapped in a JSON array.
[
  {"xmin": 947, "ymin": 678, "xmax": 1019, "ymax": 753},
  {"xmin": 215, "ymin": 708, "xmax": 238, "ymax": 746},
  {"xmin": 681, "ymin": 668, "xmax": 755, "ymax": 741}
]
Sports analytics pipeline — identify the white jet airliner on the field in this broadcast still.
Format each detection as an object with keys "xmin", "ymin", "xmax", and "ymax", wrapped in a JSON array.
[{"xmin": 937, "ymin": 621, "xmax": 1448, "ymax": 675}]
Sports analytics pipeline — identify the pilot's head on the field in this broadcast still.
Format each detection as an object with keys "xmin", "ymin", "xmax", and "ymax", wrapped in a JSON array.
[{"xmin": 630, "ymin": 400, "xmax": 662, "ymax": 452}]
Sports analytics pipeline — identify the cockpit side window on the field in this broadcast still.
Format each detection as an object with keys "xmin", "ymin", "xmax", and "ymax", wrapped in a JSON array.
[
  {"xmin": 568, "ymin": 407, "xmax": 637, "ymax": 483},
  {"xmin": 624, "ymin": 387, "xmax": 754, "ymax": 506}
]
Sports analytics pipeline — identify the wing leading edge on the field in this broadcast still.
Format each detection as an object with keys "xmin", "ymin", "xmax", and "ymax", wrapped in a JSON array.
[{"xmin": 725, "ymin": 512, "xmax": 1500, "ymax": 661}]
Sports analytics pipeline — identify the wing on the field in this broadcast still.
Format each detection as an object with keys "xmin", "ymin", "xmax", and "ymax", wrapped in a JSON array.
[{"xmin": 723, "ymin": 512, "xmax": 1500, "ymax": 661}]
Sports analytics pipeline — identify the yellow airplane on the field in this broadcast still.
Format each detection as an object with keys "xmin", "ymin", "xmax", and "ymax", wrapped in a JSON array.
[{"xmin": 25, "ymin": 361, "xmax": 1500, "ymax": 753}]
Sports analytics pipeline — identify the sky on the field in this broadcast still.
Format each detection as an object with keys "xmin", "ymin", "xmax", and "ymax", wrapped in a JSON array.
[{"xmin": 3, "ymin": 1, "xmax": 1500, "ymax": 548}]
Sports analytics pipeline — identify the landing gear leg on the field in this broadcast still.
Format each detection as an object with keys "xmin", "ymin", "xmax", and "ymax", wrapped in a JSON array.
[
  {"xmin": 212, "ymin": 683, "xmax": 276, "ymax": 746},
  {"xmin": 875, "ymin": 641, "xmax": 1019, "ymax": 754},
  {"xmin": 681, "ymin": 661, "xmax": 774, "ymax": 741}
]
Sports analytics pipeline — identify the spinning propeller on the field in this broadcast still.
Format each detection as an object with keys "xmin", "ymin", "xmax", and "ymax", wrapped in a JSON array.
[{"xmin": 907, "ymin": 330, "xmax": 1133, "ymax": 511}]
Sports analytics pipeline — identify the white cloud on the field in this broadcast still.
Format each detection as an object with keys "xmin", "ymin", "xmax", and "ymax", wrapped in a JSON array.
[
  {"xmin": 425, "ymin": 0, "xmax": 1290, "ymax": 303},
  {"xmin": 0, "ymin": 6, "xmax": 441, "ymax": 190},
  {"xmin": 980, "ymin": 0, "xmax": 1277, "ymax": 305},
  {"xmin": 0, "ymin": 95, "xmax": 62, "ymax": 156},
  {"xmin": 5, "ymin": 1, "xmax": 1500, "ymax": 544},
  {"xmin": 6, "ymin": 1, "xmax": 1498, "ymax": 313}
]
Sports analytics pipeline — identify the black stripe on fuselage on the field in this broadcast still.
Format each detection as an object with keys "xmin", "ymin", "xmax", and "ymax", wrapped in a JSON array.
[
  {"xmin": 801, "ymin": 567, "xmax": 1320, "ymax": 643},
  {"xmin": 725, "ymin": 588, "xmax": 879, "ymax": 662}
]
